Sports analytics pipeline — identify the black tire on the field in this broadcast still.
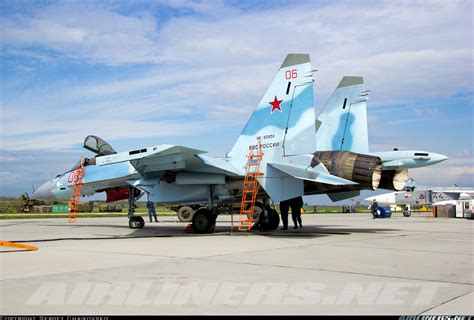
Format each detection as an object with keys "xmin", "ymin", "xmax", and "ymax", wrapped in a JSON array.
[
  {"xmin": 192, "ymin": 208, "xmax": 216, "ymax": 234},
  {"xmin": 177, "ymin": 206, "xmax": 195, "ymax": 222},
  {"xmin": 207, "ymin": 220, "xmax": 216, "ymax": 233},
  {"xmin": 259, "ymin": 207, "xmax": 280, "ymax": 231},
  {"xmin": 129, "ymin": 216, "xmax": 145, "ymax": 229}
]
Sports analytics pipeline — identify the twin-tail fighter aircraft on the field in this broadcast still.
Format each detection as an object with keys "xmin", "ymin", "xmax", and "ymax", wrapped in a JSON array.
[{"xmin": 32, "ymin": 54, "xmax": 448, "ymax": 232}]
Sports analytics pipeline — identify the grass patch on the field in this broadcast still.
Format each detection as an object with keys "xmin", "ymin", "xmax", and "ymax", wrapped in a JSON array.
[{"xmin": 0, "ymin": 211, "xmax": 175, "ymax": 219}]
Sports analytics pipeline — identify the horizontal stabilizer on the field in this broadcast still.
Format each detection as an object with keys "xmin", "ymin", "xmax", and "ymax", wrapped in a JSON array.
[{"xmin": 268, "ymin": 163, "xmax": 357, "ymax": 186}]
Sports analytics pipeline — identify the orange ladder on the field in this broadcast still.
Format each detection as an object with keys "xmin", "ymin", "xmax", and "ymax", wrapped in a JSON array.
[
  {"xmin": 68, "ymin": 157, "xmax": 85, "ymax": 223},
  {"xmin": 238, "ymin": 138, "xmax": 264, "ymax": 231}
]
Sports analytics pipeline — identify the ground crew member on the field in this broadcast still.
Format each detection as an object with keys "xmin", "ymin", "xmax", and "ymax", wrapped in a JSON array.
[
  {"xmin": 280, "ymin": 199, "xmax": 290, "ymax": 230},
  {"xmin": 370, "ymin": 199, "xmax": 379, "ymax": 219},
  {"xmin": 147, "ymin": 199, "xmax": 158, "ymax": 222},
  {"xmin": 290, "ymin": 196, "xmax": 303, "ymax": 229}
]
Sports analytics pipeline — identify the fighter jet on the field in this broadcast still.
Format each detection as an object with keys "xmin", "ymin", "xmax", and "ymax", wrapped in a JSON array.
[
  {"xmin": 33, "ymin": 53, "xmax": 448, "ymax": 232},
  {"xmin": 366, "ymin": 178, "xmax": 474, "ymax": 214}
]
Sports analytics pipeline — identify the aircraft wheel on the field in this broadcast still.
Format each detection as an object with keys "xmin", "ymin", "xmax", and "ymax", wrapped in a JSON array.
[
  {"xmin": 258, "ymin": 208, "xmax": 280, "ymax": 231},
  {"xmin": 207, "ymin": 220, "xmax": 216, "ymax": 233},
  {"xmin": 177, "ymin": 206, "xmax": 195, "ymax": 222},
  {"xmin": 246, "ymin": 202, "xmax": 263, "ymax": 221},
  {"xmin": 129, "ymin": 216, "xmax": 145, "ymax": 229},
  {"xmin": 192, "ymin": 208, "xmax": 216, "ymax": 234}
]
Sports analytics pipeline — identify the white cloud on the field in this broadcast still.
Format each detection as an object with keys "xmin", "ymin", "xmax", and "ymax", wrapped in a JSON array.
[
  {"xmin": 410, "ymin": 157, "xmax": 474, "ymax": 187},
  {"xmin": 460, "ymin": 148, "xmax": 471, "ymax": 158},
  {"xmin": 1, "ymin": 5, "xmax": 161, "ymax": 65},
  {"xmin": 0, "ymin": 116, "xmax": 236, "ymax": 151},
  {"xmin": 0, "ymin": 0, "xmax": 472, "ymax": 153}
]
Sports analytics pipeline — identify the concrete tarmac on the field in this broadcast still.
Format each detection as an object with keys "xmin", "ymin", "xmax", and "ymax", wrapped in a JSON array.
[{"xmin": 1, "ymin": 212, "xmax": 473, "ymax": 315}]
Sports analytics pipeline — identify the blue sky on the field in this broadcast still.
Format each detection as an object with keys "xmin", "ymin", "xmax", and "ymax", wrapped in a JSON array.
[{"xmin": 0, "ymin": 0, "xmax": 472, "ymax": 203}]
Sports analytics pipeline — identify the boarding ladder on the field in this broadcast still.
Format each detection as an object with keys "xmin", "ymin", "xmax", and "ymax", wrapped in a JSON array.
[
  {"xmin": 238, "ymin": 138, "xmax": 264, "ymax": 231},
  {"xmin": 68, "ymin": 157, "xmax": 85, "ymax": 223}
]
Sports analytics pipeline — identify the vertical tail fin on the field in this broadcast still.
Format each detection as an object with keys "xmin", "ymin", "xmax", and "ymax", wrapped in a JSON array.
[
  {"xmin": 315, "ymin": 76, "xmax": 369, "ymax": 154},
  {"xmin": 227, "ymin": 53, "xmax": 315, "ymax": 171}
]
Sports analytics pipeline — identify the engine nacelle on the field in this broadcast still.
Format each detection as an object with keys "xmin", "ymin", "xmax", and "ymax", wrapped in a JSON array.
[
  {"xmin": 378, "ymin": 169, "xmax": 408, "ymax": 191},
  {"xmin": 313, "ymin": 151, "xmax": 382, "ymax": 190}
]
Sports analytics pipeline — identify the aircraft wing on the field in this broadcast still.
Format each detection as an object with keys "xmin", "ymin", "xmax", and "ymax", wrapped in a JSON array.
[
  {"xmin": 432, "ymin": 188, "xmax": 474, "ymax": 195},
  {"xmin": 131, "ymin": 145, "xmax": 208, "ymax": 175},
  {"xmin": 196, "ymin": 154, "xmax": 241, "ymax": 176},
  {"xmin": 95, "ymin": 144, "xmax": 242, "ymax": 177},
  {"xmin": 95, "ymin": 145, "xmax": 206, "ymax": 175}
]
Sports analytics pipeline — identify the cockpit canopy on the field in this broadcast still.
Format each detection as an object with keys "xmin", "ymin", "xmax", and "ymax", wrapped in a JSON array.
[
  {"xmin": 58, "ymin": 136, "xmax": 116, "ymax": 176},
  {"xmin": 68, "ymin": 159, "xmax": 89, "ymax": 173},
  {"xmin": 83, "ymin": 135, "xmax": 117, "ymax": 156}
]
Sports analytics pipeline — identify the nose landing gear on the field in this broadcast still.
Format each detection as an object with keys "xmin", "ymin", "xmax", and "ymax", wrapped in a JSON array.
[
  {"xmin": 128, "ymin": 186, "xmax": 145, "ymax": 229},
  {"xmin": 129, "ymin": 216, "xmax": 145, "ymax": 229},
  {"xmin": 191, "ymin": 208, "xmax": 217, "ymax": 234}
]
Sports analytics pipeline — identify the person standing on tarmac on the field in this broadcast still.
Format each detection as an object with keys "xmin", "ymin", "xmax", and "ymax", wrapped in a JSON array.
[
  {"xmin": 290, "ymin": 196, "xmax": 303, "ymax": 229},
  {"xmin": 147, "ymin": 199, "xmax": 158, "ymax": 223},
  {"xmin": 280, "ymin": 199, "xmax": 290, "ymax": 230},
  {"xmin": 280, "ymin": 196, "xmax": 304, "ymax": 230}
]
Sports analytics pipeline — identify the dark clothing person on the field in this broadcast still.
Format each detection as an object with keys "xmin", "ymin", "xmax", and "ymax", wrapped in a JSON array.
[
  {"xmin": 147, "ymin": 200, "xmax": 158, "ymax": 222},
  {"xmin": 280, "ymin": 196, "xmax": 304, "ymax": 230},
  {"xmin": 370, "ymin": 200, "xmax": 379, "ymax": 219},
  {"xmin": 290, "ymin": 196, "xmax": 303, "ymax": 229},
  {"xmin": 280, "ymin": 200, "xmax": 290, "ymax": 230}
]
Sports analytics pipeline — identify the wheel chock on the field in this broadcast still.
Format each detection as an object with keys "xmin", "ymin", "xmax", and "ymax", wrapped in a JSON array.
[{"xmin": 184, "ymin": 224, "xmax": 194, "ymax": 233}]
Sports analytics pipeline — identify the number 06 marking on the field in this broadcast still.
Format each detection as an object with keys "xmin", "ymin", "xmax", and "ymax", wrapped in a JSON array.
[{"xmin": 285, "ymin": 69, "xmax": 298, "ymax": 80}]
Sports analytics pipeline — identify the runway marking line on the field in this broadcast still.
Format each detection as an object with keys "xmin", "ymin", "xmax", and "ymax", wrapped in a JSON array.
[{"xmin": 0, "ymin": 240, "xmax": 38, "ymax": 251}]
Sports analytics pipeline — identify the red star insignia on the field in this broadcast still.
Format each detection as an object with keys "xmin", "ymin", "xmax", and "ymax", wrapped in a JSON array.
[{"xmin": 269, "ymin": 96, "xmax": 283, "ymax": 113}]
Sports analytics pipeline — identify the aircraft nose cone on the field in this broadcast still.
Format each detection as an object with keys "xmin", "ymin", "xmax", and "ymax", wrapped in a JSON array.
[
  {"xmin": 32, "ymin": 181, "xmax": 55, "ymax": 200},
  {"xmin": 433, "ymin": 153, "xmax": 449, "ymax": 163}
]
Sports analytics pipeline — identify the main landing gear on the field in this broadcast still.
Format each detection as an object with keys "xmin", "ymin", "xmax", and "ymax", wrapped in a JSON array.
[
  {"xmin": 186, "ymin": 199, "xmax": 279, "ymax": 234},
  {"xmin": 192, "ymin": 208, "xmax": 217, "ymax": 234},
  {"xmin": 177, "ymin": 205, "xmax": 196, "ymax": 222},
  {"xmin": 254, "ymin": 200, "xmax": 280, "ymax": 231}
]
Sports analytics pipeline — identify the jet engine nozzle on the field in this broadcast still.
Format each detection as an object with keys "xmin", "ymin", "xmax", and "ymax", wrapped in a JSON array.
[
  {"xmin": 379, "ymin": 169, "xmax": 409, "ymax": 191},
  {"xmin": 313, "ymin": 151, "xmax": 382, "ymax": 190}
]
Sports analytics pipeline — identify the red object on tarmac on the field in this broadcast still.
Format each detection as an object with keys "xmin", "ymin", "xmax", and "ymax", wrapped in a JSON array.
[{"xmin": 184, "ymin": 224, "xmax": 194, "ymax": 233}]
